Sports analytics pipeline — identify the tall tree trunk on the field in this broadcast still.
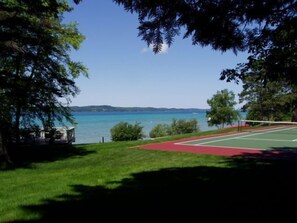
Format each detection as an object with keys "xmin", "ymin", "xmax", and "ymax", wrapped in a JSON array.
[
  {"xmin": 292, "ymin": 105, "xmax": 297, "ymax": 122},
  {"xmin": 0, "ymin": 130, "xmax": 13, "ymax": 169}
]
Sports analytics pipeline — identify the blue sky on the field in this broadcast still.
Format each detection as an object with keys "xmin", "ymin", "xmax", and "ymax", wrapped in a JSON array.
[{"xmin": 64, "ymin": 0, "xmax": 248, "ymax": 109}]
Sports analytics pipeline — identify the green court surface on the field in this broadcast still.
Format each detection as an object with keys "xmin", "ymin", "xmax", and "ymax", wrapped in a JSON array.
[{"xmin": 178, "ymin": 126, "xmax": 297, "ymax": 151}]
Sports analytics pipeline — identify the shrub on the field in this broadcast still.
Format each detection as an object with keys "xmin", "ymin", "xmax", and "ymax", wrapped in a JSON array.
[
  {"xmin": 110, "ymin": 122, "xmax": 144, "ymax": 141},
  {"xmin": 169, "ymin": 118, "xmax": 199, "ymax": 135},
  {"xmin": 149, "ymin": 124, "xmax": 170, "ymax": 138},
  {"xmin": 149, "ymin": 118, "xmax": 199, "ymax": 138}
]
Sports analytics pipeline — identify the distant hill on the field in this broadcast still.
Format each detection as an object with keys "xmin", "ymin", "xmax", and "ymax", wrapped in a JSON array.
[{"xmin": 70, "ymin": 105, "xmax": 209, "ymax": 113}]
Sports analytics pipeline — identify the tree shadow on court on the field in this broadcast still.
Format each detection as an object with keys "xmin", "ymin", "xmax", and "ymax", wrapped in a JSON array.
[
  {"xmin": 7, "ymin": 144, "xmax": 94, "ymax": 169},
  {"xmin": 12, "ymin": 157, "xmax": 297, "ymax": 222},
  {"xmin": 235, "ymin": 147, "xmax": 297, "ymax": 160}
]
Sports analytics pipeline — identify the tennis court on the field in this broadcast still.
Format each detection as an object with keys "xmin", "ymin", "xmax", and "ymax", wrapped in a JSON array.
[{"xmin": 140, "ymin": 121, "xmax": 297, "ymax": 159}]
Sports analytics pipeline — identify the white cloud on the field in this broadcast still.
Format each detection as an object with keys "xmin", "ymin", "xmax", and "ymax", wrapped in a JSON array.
[
  {"xmin": 141, "ymin": 47, "xmax": 150, "ymax": 53},
  {"xmin": 141, "ymin": 43, "xmax": 169, "ymax": 54}
]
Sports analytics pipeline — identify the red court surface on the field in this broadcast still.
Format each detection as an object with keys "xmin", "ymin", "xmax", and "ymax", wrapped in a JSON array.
[{"xmin": 139, "ymin": 132, "xmax": 297, "ymax": 160}]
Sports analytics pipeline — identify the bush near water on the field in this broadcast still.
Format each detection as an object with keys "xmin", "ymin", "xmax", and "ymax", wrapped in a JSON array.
[
  {"xmin": 110, "ymin": 122, "xmax": 144, "ymax": 141},
  {"xmin": 150, "ymin": 118, "xmax": 199, "ymax": 138},
  {"xmin": 110, "ymin": 119, "xmax": 199, "ymax": 141}
]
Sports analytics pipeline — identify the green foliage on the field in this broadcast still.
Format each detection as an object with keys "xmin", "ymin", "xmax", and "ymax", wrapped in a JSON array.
[
  {"xmin": 169, "ymin": 118, "xmax": 199, "ymax": 135},
  {"xmin": 115, "ymin": 0, "xmax": 297, "ymax": 84},
  {"xmin": 110, "ymin": 122, "xmax": 144, "ymax": 141},
  {"xmin": 149, "ymin": 124, "xmax": 170, "ymax": 138},
  {"xmin": 0, "ymin": 0, "xmax": 88, "ymax": 153},
  {"xmin": 234, "ymin": 58, "xmax": 297, "ymax": 121},
  {"xmin": 207, "ymin": 89, "xmax": 241, "ymax": 129},
  {"xmin": 149, "ymin": 119, "xmax": 199, "ymax": 138}
]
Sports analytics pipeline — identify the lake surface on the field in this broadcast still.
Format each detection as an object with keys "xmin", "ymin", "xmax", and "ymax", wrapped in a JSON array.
[{"xmin": 71, "ymin": 111, "xmax": 245, "ymax": 144}]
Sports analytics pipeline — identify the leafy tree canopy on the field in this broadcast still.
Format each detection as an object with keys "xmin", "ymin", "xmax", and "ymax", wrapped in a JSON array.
[
  {"xmin": 114, "ymin": 0, "xmax": 297, "ymax": 83},
  {"xmin": 207, "ymin": 89, "xmax": 241, "ymax": 129},
  {"xmin": 235, "ymin": 58, "xmax": 297, "ymax": 121},
  {"xmin": 0, "ymin": 0, "xmax": 87, "ymax": 156}
]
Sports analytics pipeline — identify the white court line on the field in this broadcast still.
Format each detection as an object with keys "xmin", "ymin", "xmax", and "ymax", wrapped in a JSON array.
[
  {"xmin": 198, "ymin": 136, "xmax": 243, "ymax": 145},
  {"xmin": 175, "ymin": 132, "xmax": 247, "ymax": 145},
  {"xmin": 178, "ymin": 144, "xmax": 270, "ymax": 150},
  {"xmin": 238, "ymin": 138, "xmax": 293, "ymax": 142},
  {"xmin": 186, "ymin": 144, "xmax": 268, "ymax": 151},
  {"xmin": 182, "ymin": 126, "xmax": 297, "ymax": 146},
  {"xmin": 237, "ymin": 126, "xmax": 297, "ymax": 138}
]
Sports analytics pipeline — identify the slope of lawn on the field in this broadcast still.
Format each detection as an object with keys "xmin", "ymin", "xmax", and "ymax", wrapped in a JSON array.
[{"xmin": 1, "ymin": 129, "xmax": 297, "ymax": 222}]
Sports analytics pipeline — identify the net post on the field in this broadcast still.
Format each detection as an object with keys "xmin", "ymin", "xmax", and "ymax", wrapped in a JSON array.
[{"xmin": 238, "ymin": 119, "xmax": 244, "ymax": 132}]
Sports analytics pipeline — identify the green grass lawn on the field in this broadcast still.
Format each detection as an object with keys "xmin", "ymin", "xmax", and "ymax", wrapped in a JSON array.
[{"xmin": 1, "ymin": 129, "xmax": 297, "ymax": 222}]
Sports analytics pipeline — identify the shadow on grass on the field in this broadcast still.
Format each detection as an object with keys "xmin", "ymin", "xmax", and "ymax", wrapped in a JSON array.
[
  {"xmin": 8, "ymin": 144, "xmax": 94, "ymax": 169},
  {"xmin": 12, "ymin": 158, "xmax": 297, "ymax": 222}
]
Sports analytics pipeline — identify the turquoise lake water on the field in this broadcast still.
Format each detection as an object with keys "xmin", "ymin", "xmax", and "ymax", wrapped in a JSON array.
[{"xmin": 71, "ymin": 112, "xmax": 245, "ymax": 144}]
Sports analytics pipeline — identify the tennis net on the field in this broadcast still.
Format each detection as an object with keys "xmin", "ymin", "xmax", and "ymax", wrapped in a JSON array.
[{"xmin": 238, "ymin": 120, "xmax": 297, "ymax": 135}]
